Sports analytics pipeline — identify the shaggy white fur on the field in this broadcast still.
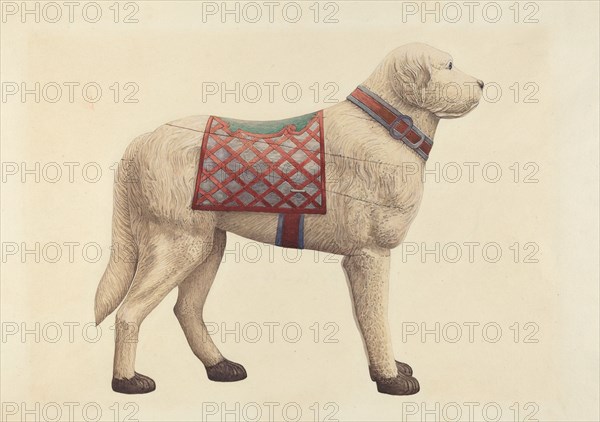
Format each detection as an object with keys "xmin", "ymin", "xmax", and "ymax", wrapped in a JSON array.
[{"xmin": 95, "ymin": 43, "xmax": 482, "ymax": 395}]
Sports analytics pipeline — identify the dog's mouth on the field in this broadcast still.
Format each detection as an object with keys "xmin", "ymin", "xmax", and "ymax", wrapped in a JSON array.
[{"xmin": 435, "ymin": 101, "xmax": 480, "ymax": 119}]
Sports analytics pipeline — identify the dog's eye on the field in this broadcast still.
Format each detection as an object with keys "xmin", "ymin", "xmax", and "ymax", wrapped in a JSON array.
[{"xmin": 447, "ymin": 62, "xmax": 453, "ymax": 70}]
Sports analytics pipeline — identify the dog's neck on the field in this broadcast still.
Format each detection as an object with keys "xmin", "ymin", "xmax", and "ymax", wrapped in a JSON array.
[{"xmin": 361, "ymin": 79, "xmax": 439, "ymax": 141}]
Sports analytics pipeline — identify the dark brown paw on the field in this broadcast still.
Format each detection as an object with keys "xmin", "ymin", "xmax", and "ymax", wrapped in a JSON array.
[
  {"xmin": 205, "ymin": 359, "xmax": 247, "ymax": 382},
  {"xmin": 112, "ymin": 372, "xmax": 156, "ymax": 394},
  {"xmin": 375, "ymin": 373, "xmax": 420, "ymax": 396},
  {"xmin": 369, "ymin": 360, "xmax": 413, "ymax": 380}
]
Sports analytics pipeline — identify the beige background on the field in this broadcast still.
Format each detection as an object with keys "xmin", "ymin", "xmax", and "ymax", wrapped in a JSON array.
[{"xmin": 1, "ymin": 1, "xmax": 598, "ymax": 421}]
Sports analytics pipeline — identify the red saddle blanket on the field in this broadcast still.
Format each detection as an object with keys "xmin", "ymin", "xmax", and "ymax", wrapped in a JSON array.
[{"xmin": 192, "ymin": 111, "xmax": 326, "ymax": 214}]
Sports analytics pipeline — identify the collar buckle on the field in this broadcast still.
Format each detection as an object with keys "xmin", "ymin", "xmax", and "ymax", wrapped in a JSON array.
[{"xmin": 389, "ymin": 115, "xmax": 425, "ymax": 149}]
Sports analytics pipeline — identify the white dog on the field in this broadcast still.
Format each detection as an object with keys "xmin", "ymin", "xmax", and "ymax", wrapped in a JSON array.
[{"xmin": 95, "ymin": 43, "xmax": 483, "ymax": 395}]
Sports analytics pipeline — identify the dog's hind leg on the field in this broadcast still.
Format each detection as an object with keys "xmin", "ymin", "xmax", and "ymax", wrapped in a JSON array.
[
  {"xmin": 111, "ymin": 221, "xmax": 215, "ymax": 394},
  {"xmin": 174, "ymin": 229, "xmax": 247, "ymax": 382}
]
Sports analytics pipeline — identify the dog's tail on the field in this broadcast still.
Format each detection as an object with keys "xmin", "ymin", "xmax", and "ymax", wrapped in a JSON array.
[{"xmin": 94, "ymin": 134, "xmax": 146, "ymax": 325}]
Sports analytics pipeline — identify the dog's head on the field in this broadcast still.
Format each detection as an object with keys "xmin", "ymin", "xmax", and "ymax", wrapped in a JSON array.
[{"xmin": 385, "ymin": 43, "xmax": 483, "ymax": 118}]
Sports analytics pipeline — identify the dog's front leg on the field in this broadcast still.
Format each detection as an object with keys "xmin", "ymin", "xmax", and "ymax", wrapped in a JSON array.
[{"xmin": 342, "ymin": 249, "xmax": 420, "ymax": 395}]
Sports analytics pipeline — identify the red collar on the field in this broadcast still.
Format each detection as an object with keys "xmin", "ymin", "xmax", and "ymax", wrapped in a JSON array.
[{"xmin": 347, "ymin": 86, "xmax": 433, "ymax": 161}]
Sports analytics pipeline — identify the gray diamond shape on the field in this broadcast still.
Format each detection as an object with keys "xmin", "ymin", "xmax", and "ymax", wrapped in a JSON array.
[
  {"xmin": 291, "ymin": 150, "xmax": 308, "ymax": 163},
  {"xmin": 214, "ymin": 168, "xmax": 228, "ymax": 183},
  {"xmin": 305, "ymin": 139, "xmax": 319, "ymax": 150},
  {"xmin": 296, "ymin": 132, "xmax": 310, "ymax": 141},
  {"xmin": 240, "ymin": 149, "xmax": 257, "ymax": 162},
  {"xmin": 251, "ymin": 181, "xmax": 268, "ymax": 195},
  {"xmin": 226, "ymin": 180, "xmax": 242, "ymax": 193},
  {"xmin": 264, "ymin": 191, "xmax": 281, "ymax": 205},
  {"xmin": 290, "ymin": 172, "xmax": 307, "ymax": 185},
  {"xmin": 278, "ymin": 180, "xmax": 292, "ymax": 194},
  {"xmin": 253, "ymin": 161, "xmax": 271, "ymax": 174},
  {"xmin": 254, "ymin": 141, "xmax": 269, "ymax": 152},
  {"xmin": 266, "ymin": 150, "xmax": 281, "ymax": 162},
  {"xmin": 214, "ymin": 147, "xmax": 230, "ymax": 161},
  {"xmin": 200, "ymin": 179, "xmax": 215, "ymax": 192},
  {"xmin": 203, "ymin": 158, "xmax": 216, "ymax": 171},
  {"xmin": 280, "ymin": 139, "xmax": 295, "ymax": 150},
  {"xmin": 228, "ymin": 139, "xmax": 244, "ymax": 151},
  {"xmin": 304, "ymin": 161, "xmax": 319, "ymax": 175},
  {"xmin": 227, "ymin": 159, "xmax": 242, "ymax": 173},
  {"xmin": 279, "ymin": 162, "xmax": 294, "ymax": 174},
  {"xmin": 213, "ymin": 189, "xmax": 227, "ymax": 202},
  {"xmin": 239, "ymin": 170, "xmax": 256, "ymax": 184},
  {"xmin": 237, "ymin": 191, "xmax": 255, "ymax": 205},
  {"xmin": 291, "ymin": 194, "xmax": 305, "ymax": 206},
  {"xmin": 304, "ymin": 183, "xmax": 318, "ymax": 194}
]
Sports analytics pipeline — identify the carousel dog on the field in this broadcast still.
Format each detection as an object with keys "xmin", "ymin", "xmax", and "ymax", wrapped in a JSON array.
[{"xmin": 95, "ymin": 43, "xmax": 483, "ymax": 395}]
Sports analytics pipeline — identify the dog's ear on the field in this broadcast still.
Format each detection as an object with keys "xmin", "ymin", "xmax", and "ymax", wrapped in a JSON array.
[{"xmin": 394, "ymin": 51, "xmax": 431, "ymax": 90}]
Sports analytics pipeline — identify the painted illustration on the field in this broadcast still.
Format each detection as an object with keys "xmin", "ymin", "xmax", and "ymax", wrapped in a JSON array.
[{"xmin": 95, "ymin": 43, "xmax": 483, "ymax": 395}]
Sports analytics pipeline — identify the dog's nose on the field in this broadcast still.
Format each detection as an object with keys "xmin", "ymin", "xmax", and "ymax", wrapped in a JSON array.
[{"xmin": 477, "ymin": 80, "xmax": 484, "ymax": 89}]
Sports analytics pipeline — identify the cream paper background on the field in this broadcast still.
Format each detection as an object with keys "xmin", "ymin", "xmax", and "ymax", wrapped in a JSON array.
[{"xmin": 1, "ymin": 1, "xmax": 598, "ymax": 421}]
